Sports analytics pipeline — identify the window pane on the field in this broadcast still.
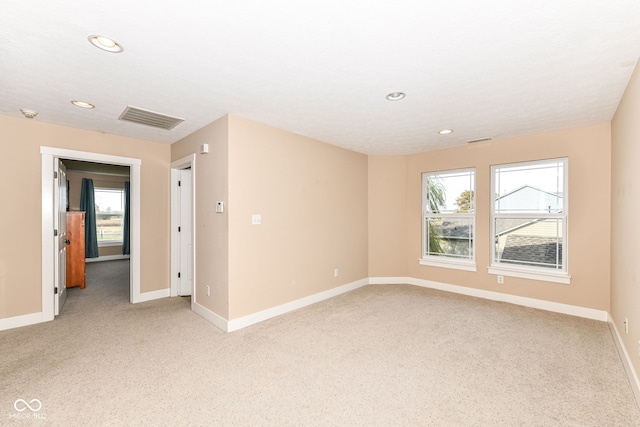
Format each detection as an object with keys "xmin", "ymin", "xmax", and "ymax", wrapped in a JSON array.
[
  {"xmin": 94, "ymin": 189, "xmax": 124, "ymax": 243},
  {"xmin": 426, "ymin": 170, "xmax": 475, "ymax": 214},
  {"xmin": 495, "ymin": 218, "xmax": 563, "ymax": 269},
  {"xmin": 426, "ymin": 217, "xmax": 474, "ymax": 259},
  {"xmin": 495, "ymin": 161, "xmax": 564, "ymax": 214}
]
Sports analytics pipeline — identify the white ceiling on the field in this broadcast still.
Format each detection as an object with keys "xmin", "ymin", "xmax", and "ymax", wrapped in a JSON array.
[{"xmin": 2, "ymin": 1, "xmax": 640, "ymax": 155}]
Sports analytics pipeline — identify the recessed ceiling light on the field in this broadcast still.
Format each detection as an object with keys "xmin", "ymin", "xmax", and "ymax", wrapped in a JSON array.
[
  {"xmin": 88, "ymin": 35, "xmax": 123, "ymax": 53},
  {"xmin": 438, "ymin": 129, "xmax": 453, "ymax": 135},
  {"xmin": 386, "ymin": 92, "xmax": 406, "ymax": 101},
  {"xmin": 71, "ymin": 100, "xmax": 95, "ymax": 109}
]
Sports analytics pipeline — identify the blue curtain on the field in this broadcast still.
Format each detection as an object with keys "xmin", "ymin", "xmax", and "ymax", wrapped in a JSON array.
[
  {"xmin": 80, "ymin": 178, "xmax": 99, "ymax": 258},
  {"xmin": 123, "ymin": 181, "xmax": 130, "ymax": 255}
]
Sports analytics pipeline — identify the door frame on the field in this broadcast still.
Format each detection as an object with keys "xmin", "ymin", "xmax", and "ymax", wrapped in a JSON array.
[
  {"xmin": 41, "ymin": 147, "xmax": 142, "ymax": 322},
  {"xmin": 170, "ymin": 154, "xmax": 196, "ymax": 305}
]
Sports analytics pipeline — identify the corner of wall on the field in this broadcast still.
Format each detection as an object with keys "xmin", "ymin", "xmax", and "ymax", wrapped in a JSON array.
[{"xmin": 367, "ymin": 155, "xmax": 408, "ymax": 278}]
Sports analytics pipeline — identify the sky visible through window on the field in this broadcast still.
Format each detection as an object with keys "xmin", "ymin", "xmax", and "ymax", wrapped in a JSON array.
[
  {"xmin": 95, "ymin": 189, "xmax": 123, "ymax": 213},
  {"xmin": 429, "ymin": 163, "xmax": 563, "ymax": 214},
  {"xmin": 429, "ymin": 170, "xmax": 475, "ymax": 212},
  {"xmin": 495, "ymin": 162, "xmax": 564, "ymax": 196}
]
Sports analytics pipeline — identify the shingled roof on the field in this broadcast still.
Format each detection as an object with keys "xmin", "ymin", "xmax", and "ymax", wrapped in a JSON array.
[{"xmin": 500, "ymin": 235, "xmax": 562, "ymax": 268}]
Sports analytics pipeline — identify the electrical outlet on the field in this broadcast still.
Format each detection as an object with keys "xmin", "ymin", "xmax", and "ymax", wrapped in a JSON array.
[
  {"xmin": 206, "ymin": 285, "xmax": 210, "ymax": 296},
  {"xmin": 497, "ymin": 275, "xmax": 504, "ymax": 284},
  {"xmin": 624, "ymin": 317, "xmax": 629, "ymax": 334},
  {"xmin": 333, "ymin": 268, "xmax": 339, "ymax": 277}
]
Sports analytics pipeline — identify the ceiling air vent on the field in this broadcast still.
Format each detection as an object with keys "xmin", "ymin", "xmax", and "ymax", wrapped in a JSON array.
[
  {"xmin": 466, "ymin": 137, "xmax": 492, "ymax": 144},
  {"xmin": 118, "ymin": 106, "xmax": 184, "ymax": 130}
]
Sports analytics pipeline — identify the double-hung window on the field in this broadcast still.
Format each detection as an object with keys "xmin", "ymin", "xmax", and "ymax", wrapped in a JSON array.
[
  {"xmin": 489, "ymin": 158, "xmax": 569, "ymax": 283},
  {"xmin": 421, "ymin": 168, "xmax": 476, "ymax": 271},
  {"xmin": 94, "ymin": 188, "xmax": 125, "ymax": 246}
]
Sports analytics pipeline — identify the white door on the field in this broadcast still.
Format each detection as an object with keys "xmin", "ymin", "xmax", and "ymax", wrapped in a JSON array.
[
  {"xmin": 54, "ymin": 160, "xmax": 68, "ymax": 315},
  {"xmin": 178, "ymin": 169, "xmax": 193, "ymax": 296}
]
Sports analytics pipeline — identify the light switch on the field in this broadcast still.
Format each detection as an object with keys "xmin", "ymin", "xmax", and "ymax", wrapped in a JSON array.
[
  {"xmin": 252, "ymin": 214, "xmax": 262, "ymax": 225},
  {"xmin": 216, "ymin": 201, "xmax": 224, "ymax": 213}
]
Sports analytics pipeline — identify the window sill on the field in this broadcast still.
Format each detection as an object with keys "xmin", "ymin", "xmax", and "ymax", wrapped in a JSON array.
[
  {"xmin": 98, "ymin": 241, "xmax": 123, "ymax": 248},
  {"xmin": 488, "ymin": 265, "xmax": 571, "ymax": 284},
  {"xmin": 419, "ymin": 258, "xmax": 477, "ymax": 272}
]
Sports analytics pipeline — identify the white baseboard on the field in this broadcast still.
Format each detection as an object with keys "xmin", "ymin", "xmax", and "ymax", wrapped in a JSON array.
[
  {"xmin": 0, "ymin": 276, "xmax": 609, "ymax": 335},
  {"xmin": 369, "ymin": 276, "xmax": 413, "ymax": 285},
  {"xmin": 132, "ymin": 288, "xmax": 170, "ymax": 304},
  {"xmin": 610, "ymin": 318, "xmax": 640, "ymax": 406},
  {"xmin": 0, "ymin": 286, "xmax": 170, "ymax": 331},
  {"xmin": 227, "ymin": 278, "xmax": 369, "ymax": 332},
  {"xmin": 369, "ymin": 276, "xmax": 609, "ymax": 322},
  {"xmin": 0, "ymin": 311, "xmax": 49, "ymax": 332},
  {"xmin": 86, "ymin": 255, "xmax": 130, "ymax": 263},
  {"xmin": 192, "ymin": 302, "xmax": 228, "ymax": 332}
]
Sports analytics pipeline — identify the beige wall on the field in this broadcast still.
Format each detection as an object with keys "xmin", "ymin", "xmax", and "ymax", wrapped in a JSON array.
[
  {"xmin": 0, "ymin": 115, "xmax": 171, "ymax": 319},
  {"xmin": 66, "ymin": 171, "xmax": 130, "ymax": 257},
  {"xmin": 368, "ymin": 156, "xmax": 407, "ymax": 277},
  {"xmin": 171, "ymin": 114, "xmax": 369, "ymax": 320},
  {"xmin": 0, "ymin": 106, "xmax": 620, "ymax": 346},
  {"xmin": 227, "ymin": 115, "xmax": 369, "ymax": 319},
  {"xmin": 171, "ymin": 116, "xmax": 230, "ymax": 319},
  {"xmin": 369, "ymin": 123, "xmax": 611, "ymax": 310},
  {"xmin": 611, "ymin": 62, "xmax": 640, "ymax": 381}
]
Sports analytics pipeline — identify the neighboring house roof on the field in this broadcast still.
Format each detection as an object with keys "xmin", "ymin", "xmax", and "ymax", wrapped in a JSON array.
[
  {"xmin": 496, "ymin": 185, "xmax": 563, "ymax": 213},
  {"xmin": 500, "ymin": 235, "xmax": 562, "ymax": 268},
  {"xmin": 435, "ymin": 186, "xmax": 565, "ymax": 267},
  {"xmin": 437, "ymin": 221, "xmax": 471, "ymax": 239}
]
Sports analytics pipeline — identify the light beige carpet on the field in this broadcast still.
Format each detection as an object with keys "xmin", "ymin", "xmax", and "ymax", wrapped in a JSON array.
[{"xmin": 1, "ymin": 260, "xmax": 639, "ymax": 426}]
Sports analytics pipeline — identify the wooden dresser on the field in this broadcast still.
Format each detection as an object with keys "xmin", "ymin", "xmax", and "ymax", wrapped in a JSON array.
[{"xmin": 66, "ymin": 211, "xmax": 86, "ymax": 289}]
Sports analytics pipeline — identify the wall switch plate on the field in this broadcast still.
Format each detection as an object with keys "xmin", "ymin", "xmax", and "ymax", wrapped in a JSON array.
[
  {"xmin": 216, "ymin": 201, "xmax": 224, "ymax": 213},
  {"xmin": 333, "ymin": 268, "xmax": 339, "ymax": 277},
  {"xmin": 206, "ymin": 285, "xmax": 210, "ymax": 296},
  {"xmin": 624, "ymin": 317, "xmax": 629, "ymax": 334},
  {"xmin": 252, "ymin": 214, "xmax": 262, "ymax": 225}
]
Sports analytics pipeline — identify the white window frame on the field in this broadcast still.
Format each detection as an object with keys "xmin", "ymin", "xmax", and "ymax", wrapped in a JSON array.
[
  {"xmin": 488, "ymin": 158, "xmax": 570, "ymax": 284},
  {"xmin": 420, "ymin": 168, "xmax": 476, "ymax": 272},
  {"xmin": 95, "ymin": 187, "xmax": 125, "ymax": 247}
]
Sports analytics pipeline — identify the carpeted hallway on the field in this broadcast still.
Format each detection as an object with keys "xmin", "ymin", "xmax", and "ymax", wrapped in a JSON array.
[{"xmin": 1, "ymin": 260, "xmax": 639, "ymax": 426}]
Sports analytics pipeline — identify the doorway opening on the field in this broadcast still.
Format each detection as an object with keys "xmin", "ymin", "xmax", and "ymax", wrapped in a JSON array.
[
  {"xmin": 41, "ymin": 147, "xmax": 142, "ymax": 321},
  {"xmin": 171, "ymin": 154, "xmax": 196, "ymax": 307},
  {"xmin": 62, "ymin": 159, "xmax": 132, "ymax": 308}
]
